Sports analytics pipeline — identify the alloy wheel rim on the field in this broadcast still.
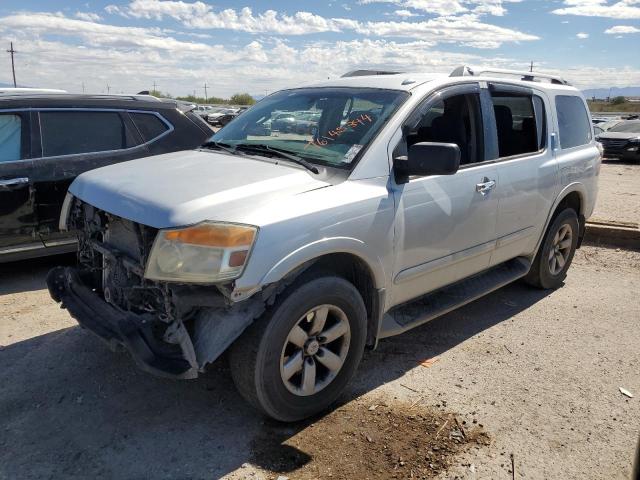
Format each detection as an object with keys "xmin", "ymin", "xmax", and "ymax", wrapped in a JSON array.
[
  {"xmin": 279, "ymin": 304, "xmax": 351, "ymax": 397},
  {"xmin": 548, "ymin": 223, "xmax": 573, "ymax": 275}
]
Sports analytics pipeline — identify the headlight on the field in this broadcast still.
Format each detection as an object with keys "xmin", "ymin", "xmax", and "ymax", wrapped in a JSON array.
[{"xmin": 144, "ymin": 222, "xmax": 257, "ymax": 283}]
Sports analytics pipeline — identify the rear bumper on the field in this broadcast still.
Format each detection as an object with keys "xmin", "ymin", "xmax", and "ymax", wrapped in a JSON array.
[{"xmin": 47, "ymin": 266, "xmax": 198, "ymax": 380}]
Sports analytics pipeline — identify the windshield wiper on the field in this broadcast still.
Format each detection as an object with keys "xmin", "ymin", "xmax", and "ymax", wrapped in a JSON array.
[
  {"xmin": 234, "ymin": 144, "xmax": 319, "ymax": 174},
  {"xmin": 201, "ymin": 141, "xmax": 238, "ymax": 155}
]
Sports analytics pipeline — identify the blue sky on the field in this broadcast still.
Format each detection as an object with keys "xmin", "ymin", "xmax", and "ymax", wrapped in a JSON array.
[{"xmin": 0, "ymin": 0, "xmax": 639, "ymax": 97}]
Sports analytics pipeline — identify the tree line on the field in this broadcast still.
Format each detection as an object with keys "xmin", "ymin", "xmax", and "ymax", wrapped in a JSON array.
[{"xmin": 149, "ymin": 90, "xmax": 256, "ymax": 105}]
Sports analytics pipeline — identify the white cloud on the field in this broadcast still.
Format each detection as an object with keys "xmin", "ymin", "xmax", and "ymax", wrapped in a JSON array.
[
  {"xmin": 107, "ymin": 0, "xmax": 536, "ymax": 47},
  {"xmin": 552, "ymin": 0, "xmax": 640, "ymax": 19},
  {"xmin": 391, "ymin": 9, "xmax": 421, "ymax": 17},
  {"xmin": 358, "ymin": 0, "xmax": 521, "ymax": 16},
  {"xmin": 352, "ymin": 15, "xmax": 539, "ymax": 48},
  {"xmin": 604, "ymin": 24, "xmax": 640, "ymax": 33},
  {"xmin": 75, "ymin": 12, "xmax": 102, "ymax": 22},
  {"xmin": 576, "ymin": 32, "xmax": 590, "ymax": 38}
]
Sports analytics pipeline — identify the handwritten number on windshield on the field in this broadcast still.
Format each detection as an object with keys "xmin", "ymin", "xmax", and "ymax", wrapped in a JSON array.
[{"xmin": 305, "ymin": 113, "xmax": 373, "ymax": 150}]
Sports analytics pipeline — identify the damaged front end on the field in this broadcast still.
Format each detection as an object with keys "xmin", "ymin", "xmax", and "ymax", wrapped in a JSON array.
[{"xmin": 47, "ymin": 200, "xmax": 266, "ymax": 379}]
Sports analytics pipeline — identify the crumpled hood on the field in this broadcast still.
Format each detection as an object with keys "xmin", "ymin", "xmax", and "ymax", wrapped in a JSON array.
[{"xmin": 69, "ymin": 149, "xmax": 329, "ymax": 228}]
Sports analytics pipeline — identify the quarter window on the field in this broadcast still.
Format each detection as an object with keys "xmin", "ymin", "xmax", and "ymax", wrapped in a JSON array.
[
  {"xmin": 40, "ymin": 111, "xmax": 136, "ymax": 157},
  {"xmin": 130, "ymin": 113, "xmax": 170, "ymax": 143},
  {"xmin": 491, "ymin": 93, "xmax": 545, "ymax": 158},
  {"xmin": 0, "ymin": 114, "xmax": 22, "ymax": 162},
  {"xmin": 556, "ymin": 95, "xmax": 592, "ymax": 149}
]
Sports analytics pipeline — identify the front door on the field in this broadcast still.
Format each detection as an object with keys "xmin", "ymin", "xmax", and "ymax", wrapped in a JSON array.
[
  {"xmin": 390, "ymin": 84, "xmax": 500, "ymax": 307},
  {"xmin": 0, "ymin": 111, "xmax": 38, "ymax": 251}
]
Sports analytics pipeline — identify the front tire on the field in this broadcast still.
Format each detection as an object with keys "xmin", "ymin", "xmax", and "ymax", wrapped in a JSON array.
[
  {"xmin": 525, "ymin": 208, "xmax": 579, "ymax": 289},
  {"xmin": 229, "ymin": 275, "xmax": 367, "ymax": 422}
]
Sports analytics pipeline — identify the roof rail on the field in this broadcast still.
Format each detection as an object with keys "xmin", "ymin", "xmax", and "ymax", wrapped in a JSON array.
[
  {"xmin": 342, "ymin": 69, "xmax": 403, "ymax": 78},
  {"xmin": 450, "ymin": 66, "xmax": 571, "ymax": 86}
]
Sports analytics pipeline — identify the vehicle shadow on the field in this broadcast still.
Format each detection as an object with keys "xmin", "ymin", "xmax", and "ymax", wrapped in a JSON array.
[
  {"xmin": 0, "ymin": 280, "xmax": 552, "ymax": 479},
  {"xmin": 0, "ymin": 254, "xmax": 76, "ymax": 295}
]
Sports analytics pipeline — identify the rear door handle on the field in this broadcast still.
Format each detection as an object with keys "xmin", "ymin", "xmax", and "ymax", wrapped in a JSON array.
[
  {"xmin": 0, "ymin": 177, "xmax": 29, "ymax": 190},
  {"xmin": 476, "ymin": 178, "xmax": 496, "ymax": 195}
]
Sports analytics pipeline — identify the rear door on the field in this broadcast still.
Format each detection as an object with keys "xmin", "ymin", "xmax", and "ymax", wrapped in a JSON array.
[
  {"xmin": 31, "ymin": 109, "xmax": 147, "ymax": 246},
  {"xmin": 0, "ymin": 111, "xmax": 37, "ymax": 251},
  {"xmin": 390, "ymin": 83, "xmax": 500, "ymax": 307},
  {"xmin": 486, "ymin": 84, "xmax": 560, "ymax": 266}
]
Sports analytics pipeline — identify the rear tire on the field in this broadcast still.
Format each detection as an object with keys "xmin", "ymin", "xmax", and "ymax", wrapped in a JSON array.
[
  {"xmin": 525, "ymin": 208, "xmax": 579, "ymax": 289},
  {"xmin": 229, "ymin": 275, "xmax": 367, "ymax": 422}
]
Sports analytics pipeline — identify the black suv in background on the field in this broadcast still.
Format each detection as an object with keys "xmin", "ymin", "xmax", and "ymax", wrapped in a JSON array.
[
  {"xmin": 0, "ymin": 94, "xmax": 212, "ymax": 262},
  {"xmin": 596, "ymin": 120, "xmax": 640, "ymax": 163}
]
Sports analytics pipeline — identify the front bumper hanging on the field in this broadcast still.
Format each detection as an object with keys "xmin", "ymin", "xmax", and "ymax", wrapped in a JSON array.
[{"xmin": 47, "ymin": 266, "xmax": 199, "ymax": 380}]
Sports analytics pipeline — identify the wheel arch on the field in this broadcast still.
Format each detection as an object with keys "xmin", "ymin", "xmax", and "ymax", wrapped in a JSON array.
[
  {"xmin": 260, "ymin": 240, "xmax": 387, "ymax": 347},
  {"xmin": 534, "ymin": 183, "xmax": 586, "ymax": 255}
]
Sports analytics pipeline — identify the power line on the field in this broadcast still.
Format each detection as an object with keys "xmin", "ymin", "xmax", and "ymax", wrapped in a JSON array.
[{"xmin": 6, "ymin": 42, "xmax": 17, "ymax": 87}]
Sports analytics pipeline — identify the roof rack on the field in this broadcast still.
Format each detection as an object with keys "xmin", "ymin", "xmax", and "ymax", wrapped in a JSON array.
[
  {"xmin": 341, "ymin": 69, "xmax": 403, "ymax": 78},
  {"xmin": 450, "ymin": 66, "xmax": 571, "ymax": 86}
]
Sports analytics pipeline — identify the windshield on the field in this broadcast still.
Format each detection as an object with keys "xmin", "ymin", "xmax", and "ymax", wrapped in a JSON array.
[
  {"xmin": 609, "ymin": 121, "xmax": 640, "ymax": 133},
  {"xmin": 209, "ymin": 87, "xmax": 409, "ymax": 169}
]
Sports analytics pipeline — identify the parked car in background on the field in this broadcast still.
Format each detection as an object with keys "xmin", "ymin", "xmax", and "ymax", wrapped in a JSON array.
[
  {"xmin": 207, "ymin": 108, "xmax": 240, "ymax": 127},
  {"xmin": 597, "ymin": 119, "xmax": 623, "ymax": 132},
  {"xmin": 194, "ymin": 105, "xmax": 215, "ymax": 120},
  {"xmin": 0, "ymin": 93, "xmax": 212, "ymax": 262},
  {"xmin": 596, "ymin": 120, "xmax": 640, "ymax": 162},
  {"xmin": 48, "ymin": 67, "xmax": 599, "ymax": 421}
]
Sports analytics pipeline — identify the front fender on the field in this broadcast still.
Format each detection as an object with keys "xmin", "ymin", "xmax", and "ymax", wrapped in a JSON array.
[
  {"xmin": 231, "ymin": 237, "xmax": 387, "ymax": 302},
  {"xmin": 262, "ymin": 236, "xmax": 386, "ymax": 288}
]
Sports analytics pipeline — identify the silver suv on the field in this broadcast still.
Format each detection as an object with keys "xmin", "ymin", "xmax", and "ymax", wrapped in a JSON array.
[{"xmin": 48, "ymin": 67, "xmax": 600, "ymax": 421}]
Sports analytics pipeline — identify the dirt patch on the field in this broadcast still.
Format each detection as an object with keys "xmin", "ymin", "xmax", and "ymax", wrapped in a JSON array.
[{"xmin": 249, "ymin": 400, "xmax": 490, "ymax": 479}]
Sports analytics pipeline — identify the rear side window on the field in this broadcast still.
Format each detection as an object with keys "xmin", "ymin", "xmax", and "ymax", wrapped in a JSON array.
[
  {"xmin": 130, "ymin": 113, "xmax": 169, "ymax": 143},
  {"xmin": 0, "ymin": 114, "xmax": 22, "ymax": 162},
  {"xmin": 491, "ymin": 93, "xmax": 545, "ymax": 158},
  {"xmin": 40, "ymin": 111, "xmax": 135, "ymax": 157},
  {"xmin": 556, "ymin": 95, "xmax": 592, "ymax": 149}
]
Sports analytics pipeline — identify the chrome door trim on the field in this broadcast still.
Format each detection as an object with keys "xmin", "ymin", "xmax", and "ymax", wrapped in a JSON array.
[
  {"xmin": 0, "ymin": 241, "xmax": 45, "ymax": 255},
  {"xmin": 0, "ymin": 177, "xmax": 29, "ymax": 188}
]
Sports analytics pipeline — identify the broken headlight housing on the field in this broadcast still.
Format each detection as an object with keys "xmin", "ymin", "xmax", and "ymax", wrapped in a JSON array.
[{"xmin": 144, "ymin": 222, "xmax": 257, "ymax": 283}]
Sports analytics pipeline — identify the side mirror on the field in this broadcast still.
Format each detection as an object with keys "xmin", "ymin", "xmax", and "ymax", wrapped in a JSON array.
[{"xmin": 394, "ymin": 142, "xmax": 461, "ymax": 184}]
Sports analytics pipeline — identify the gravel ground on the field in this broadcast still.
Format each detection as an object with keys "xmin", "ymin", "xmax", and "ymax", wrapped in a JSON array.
[
  {"xmin": 1, "ymin": 245, "xmax": 638, "ymax": 479},
  {"xmin": 592, "ymin": 162, "xmax": 640, "ymax": 225}
]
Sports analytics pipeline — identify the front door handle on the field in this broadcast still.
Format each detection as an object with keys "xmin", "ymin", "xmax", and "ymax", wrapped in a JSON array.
[
  {"xmin": 0, "ymin": 177, "xmax": 29, "ymax": 190},
  {"xmin": 476, "ymin": 177, "xmax": 496, "ymax": 195}
]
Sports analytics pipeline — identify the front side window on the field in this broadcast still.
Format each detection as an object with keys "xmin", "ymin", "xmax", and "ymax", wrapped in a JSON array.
[
  {"xmin": 210, "ymin": 87, "xmax": 409, "ymax": 169},
  {"xmin": 40, "ymin": 111, "xmax": 135, "ymax": 157},
  {"xmin": 402, "ymin": 93, "xmax": 484, "ymax": 166},
  {"xmin": 491, "ymin": 93, "xmax": 545, "ymax": 158},
  {"xmin": 0, "ymin": 114, "xmax": 22, "ymax": 163},
  {"xmin": 556, "ymin": 95, "xmax": 592, "ymax": 149}
]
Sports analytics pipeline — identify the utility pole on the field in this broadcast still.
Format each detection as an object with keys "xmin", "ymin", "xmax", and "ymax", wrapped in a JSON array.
[
  {"xmin": 6, "ymin": 42, "xmax": 17, "ymax": 87},
  {"xmin": 530, "ymin": 61, "xmax": 534, "ymax": 73},
  {"xmin": 152, "ymin": 81, "xmax": 158, "ymax": 93},
  {"xmin": 106, "ymin": 84, "xmax": 111, "ymax": 94},
  {"xmin": 202, "ymin": 83, "xmax": 208, "ymax": 103},
  {"xmin": 81, "ymin": 82, "xmax": 85, "ymax": 94}
]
